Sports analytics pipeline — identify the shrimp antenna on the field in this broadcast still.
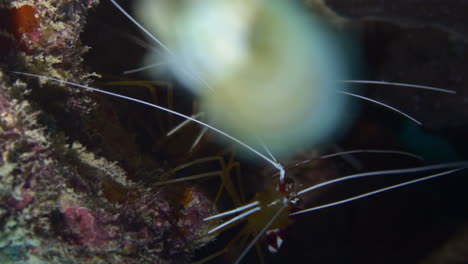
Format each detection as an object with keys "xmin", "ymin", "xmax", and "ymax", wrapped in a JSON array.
[
  {"xmin": 292, "ymin": 149, "xmax": 422, "ymax": 170},
  {"xmin": 342, "ymin": 80, "xmax": 456, "ymax": 94},
  {"xmin": 166, "ymin": 112, "xmax": 205, "ymax": 137},
  {"xmin": 123, "ymin": 62, "xmax": 167, "ymax": 75},
  {"xmin": 319, "ymin": 149, "xmax": 423, "ymax": 160},
  {"xmin": 108, "ymin": 0, "xmax": 173, "ymax": 56},
  {"xmin": 108, "ymin": 0, "xmax": 212, "ymax": 90},
  {"xmin": 296, "ymin": 161, "xmax": 468, "ymax": 196},
  {"xmin": 338, "ymin": 90, "xmax": 422, "ymax": 125},
  {"xmin": 338, "ymin": 80, "xmax": 457, "ymax": 125},
  {"xmin": 258, "ymin": 138, "xmax": 288, "ymax": 183},
  {"xmin": 291, "ymin": 167, "xmax": 465, "ymax": 216},
  {"xmin": 207, "ymin": 206, "xmax": 262, "ymax": 235},
  {"xmin": 190, "ymin": 127, "xmax": 208, "ymax": 152},
  {"xmin": 11, "ymin": 72, "xmax": 283, "ymax": 174},
  {"xmin": 204, "ymin": 201, "xmax": 260, "ymax": 221},
  {"xmin": 259, "ymin": 138, "xmax": 278, "ymax": 163},
  {"xmin": 166, "ymin": 112, "xmax": 207, "ymax": 151}
]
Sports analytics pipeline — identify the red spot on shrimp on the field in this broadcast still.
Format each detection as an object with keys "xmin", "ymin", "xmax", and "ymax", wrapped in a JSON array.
[{"xmin": 266, "ymin": 228, "xmax": 286, "ymax": 254}]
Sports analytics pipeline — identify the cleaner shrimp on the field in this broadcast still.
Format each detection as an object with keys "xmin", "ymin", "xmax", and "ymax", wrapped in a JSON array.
[
  {"xmin": 8, "ymin": 0, "xmax": 468, "ymax": 263},
  {"xmin": 13, "ymin": 68, "xmax": 468, "ymax": 263}
]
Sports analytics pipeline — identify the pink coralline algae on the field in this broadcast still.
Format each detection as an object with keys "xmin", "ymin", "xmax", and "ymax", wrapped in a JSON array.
[
  {"xmin": 63, "ymin": 206, "xmax": 116, "ymax": 248},
  {"xmin": 8, "ymin": 188, "xmax": 34, "ymax": 210},
  {"xmin": 178, "ymin": 187, "xmax": 220, "ymax": 249}
]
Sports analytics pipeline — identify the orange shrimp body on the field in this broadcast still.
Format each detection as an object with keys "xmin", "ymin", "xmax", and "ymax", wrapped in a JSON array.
[
  {"xmin": 204, "ymin": 171, "xmax": 303, "ymax": 261},
  {"xmin": 248, "ymin": 188, "xmax": 290, "ymax": 233}
]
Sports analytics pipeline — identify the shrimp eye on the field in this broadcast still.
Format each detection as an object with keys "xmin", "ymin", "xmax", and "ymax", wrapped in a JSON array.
[
  {"xmin": 290, "ymin": 196, "xmax": 303, "ymax": 208},
  {"xmin": 279, "ymin": 177, "xmax": 294, "ymax": 196}
]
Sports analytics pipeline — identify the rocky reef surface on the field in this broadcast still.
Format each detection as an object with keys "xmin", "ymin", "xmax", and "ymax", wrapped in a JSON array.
[{"xmin": 0, "ymin": 0, "xmax": 217, "ymax": 263}]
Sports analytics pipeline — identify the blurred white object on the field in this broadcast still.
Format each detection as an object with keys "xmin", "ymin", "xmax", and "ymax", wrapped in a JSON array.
[{"xmin": 136, "ymin": 0, "xmax": 357, "ymax": 158}]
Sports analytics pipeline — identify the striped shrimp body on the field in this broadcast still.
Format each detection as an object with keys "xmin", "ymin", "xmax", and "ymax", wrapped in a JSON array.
[{"xmin": 197, "ymin": 149, "xmax": 467, "ymax": 263}]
